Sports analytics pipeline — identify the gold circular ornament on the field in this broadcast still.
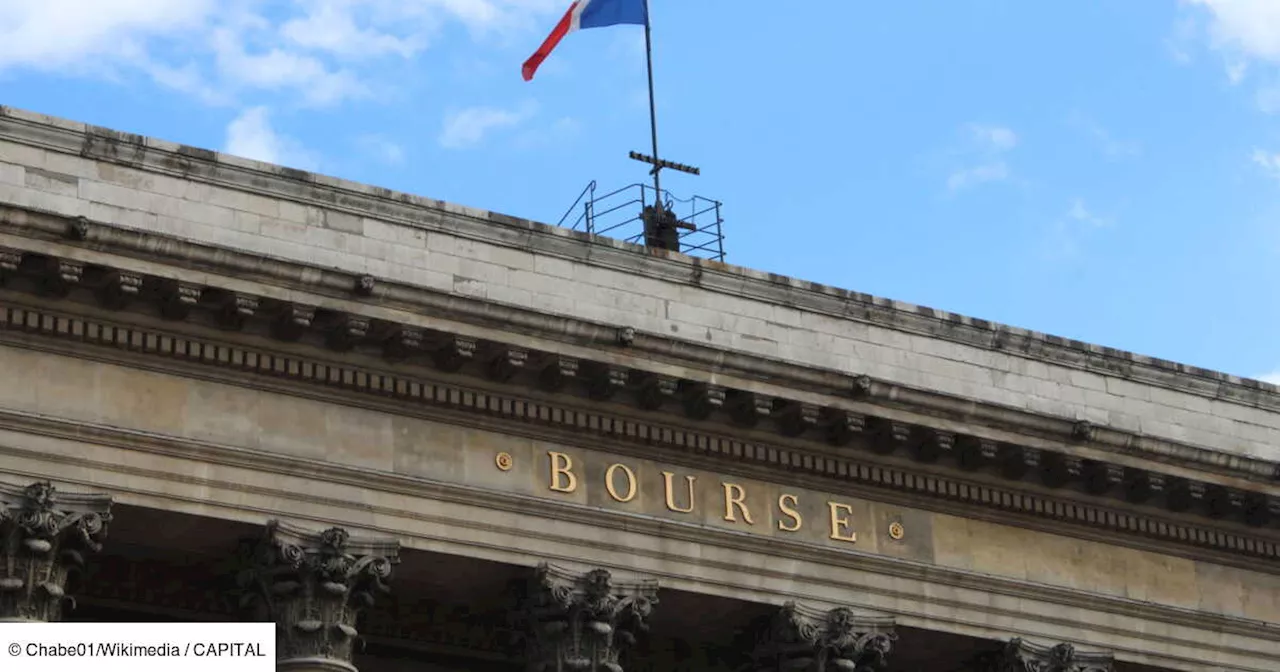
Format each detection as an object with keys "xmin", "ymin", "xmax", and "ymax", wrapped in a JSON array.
[
  {"xmin": 887, "ymin": 521, "xmax": 905, "ymax": 541},
  {"xmin": 495, "ymin": 452, "xmax": 514, "ymax": 472}
]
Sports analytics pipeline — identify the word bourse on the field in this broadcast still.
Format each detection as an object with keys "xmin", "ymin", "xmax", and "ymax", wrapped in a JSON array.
[{"xmin": 544, "ymin": 452, "xmax": 858, "ymax": 542}]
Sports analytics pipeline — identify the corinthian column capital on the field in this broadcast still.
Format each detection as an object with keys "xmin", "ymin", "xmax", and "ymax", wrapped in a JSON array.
[
  {"xmin": 517, "ymin": 563, "xmax": 659, "ymax": 672},
  {"xmin": 234, "ymin": 520, "xmax": 399, "ymax": 672},
  {"xmin": 750, "ymin": 602, "xmax": 897, "ymax": 672},
  {"xmin": 965, "ymin": 638, "xmax": 1114, "ymax": 672},
  {"xmin": 0, "ymin": 481, "xmax": 113, "ymax": 622}
]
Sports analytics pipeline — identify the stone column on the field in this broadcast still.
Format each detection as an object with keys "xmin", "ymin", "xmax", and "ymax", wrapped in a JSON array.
[
  {"xmin": 234, "ymin": 520, "xmax": 399, "ymax": 672},
  {"xmin": 0, "ymin": 481, "xmax": 113, "ymax": 622},
  {"xmin": 515, "ymin": 563, "xmax": 659, "ymax": 672},
  {"xmin": 748, "ymin": 602, "xmax": 896, "ymax": 672},
  {"xmin": 960, "ymin": 637, "xmax": 1115, "ymax": 672}
]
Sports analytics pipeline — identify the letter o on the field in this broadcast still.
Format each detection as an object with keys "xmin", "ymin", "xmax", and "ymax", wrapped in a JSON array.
[{"xmin": 605, "ymin": 463, "xmax": 638, "ymax": 503}]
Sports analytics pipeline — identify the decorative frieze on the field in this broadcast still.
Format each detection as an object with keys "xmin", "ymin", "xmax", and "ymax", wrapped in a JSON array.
[
  {"xmin": 516, "ymin": 564, "xmax": 658, "ymax": 672},
  {"xmin": 233, "ymin": 520, "xmax": 399, "ymax": 671},
  {"xmin": 748, "ymin": 602, "xmax": 895, "ymax": 672},
  {"xmin": 0, "ymin": 302, "xmax": 1275, "ymax": 561},
  {"xmin": 0, "ymin": 481, "xmax": 113, "ymax": 622},
  {"xmin": 962, "ymin": 638, "xmax": 1113, "ymax": 672}
]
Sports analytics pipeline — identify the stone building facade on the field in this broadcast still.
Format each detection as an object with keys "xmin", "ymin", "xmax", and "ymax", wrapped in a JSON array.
[{"xmin": 0, "ymin": 105, "xmax": 1275, "ymax": 671}]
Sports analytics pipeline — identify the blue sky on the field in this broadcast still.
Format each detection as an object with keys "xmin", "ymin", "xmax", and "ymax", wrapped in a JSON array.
[{"xmin": 1, "ymin": 1, "xmax": 1279, "ymax": 381}]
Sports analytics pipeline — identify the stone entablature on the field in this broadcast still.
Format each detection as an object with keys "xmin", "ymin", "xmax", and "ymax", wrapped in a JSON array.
[
  {"xmin": 0, "ymin": 479, "xmax": 1125, "ymax": 672},
  {"xmin": 0, "ymin": 104, "xmax": 1278, "ymax": 465},
  {"xmin": 0, "ymin": 209, "xmax": 1273, "ymax": 568}
]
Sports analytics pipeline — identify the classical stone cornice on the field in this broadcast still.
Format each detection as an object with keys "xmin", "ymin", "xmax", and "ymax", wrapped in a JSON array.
[
  {"xmin": 0, "ymin": 281, "xmax": 1276, "ymax": 567},
  {"xmin": 0, "ymin": 205, "xmax": 1274, "ymax": 490},
  {"xmin": 0, "ymin": 211, "xmax": 1275, "ymax": 550},
  {"xmin": 3, "ymin": 105, "xmax": 1280, "ymax": 421}
]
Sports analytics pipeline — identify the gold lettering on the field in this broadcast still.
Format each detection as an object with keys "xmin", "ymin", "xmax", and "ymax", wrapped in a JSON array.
[
  {"xmin": 777, "ymin": 493, "xmax": 802, "ymax": 532},
  {"xmin": 722, "ymin": 483, "xmax": 755, "ymax": 525},
  {"xmin": 605, "ymin": 463, "xmax": 638, "ymax": 503},
  {"xmin": 662, "ymin": 471, "xmax": 697, "ymax": 513},
  {"xmin": 827, "ymin": 502, "xmax": 857, "ymax": 542},
  {"xmin": 548, "ymin": 451, "xmax": 578, "ymax": 493}
]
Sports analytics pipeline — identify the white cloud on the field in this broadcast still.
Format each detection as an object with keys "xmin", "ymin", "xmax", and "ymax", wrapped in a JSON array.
[
  {"xmin": 968, "ymin": 124, "xmax": 1018, "ymax": 152},
  {"xmin": 1184, "ymin": 0, "xmax": 1280, "ymax": 108},
  {"xmin": 223, "ymin": 107, "xmax": 318, "ymax": 170},
  {"xmin": 946, "ymin": 123, "xmax": 1017, "ymax": 192},
  {"xmin": 0, "ymin": 0, "xmax": 215, "ymax": 71},
  {"xmin": 1066, "ymin": 198, "xmax": 1111, "ymax": 228},
  {"xmin": 439, "ymin": 103, "xmax": 536, "ymax": 149},
  {"xmin": 280, "ymin": 2, "xmax": 424, "ymax": 60},
  {"xmin": 0, "ymin": 0, "xmax": 564, "ymax": 108},
  {"xmin": 1256, "ymin": 370, "xmax": 1280, "ymax": 385},
  {"xmin": 1251, "ymin": 148, "xmax": 1280, "ymax": 180},
  {"xmin": 947, "ymin": 163, "xmax": 1009, "ymax": 192},
  {"xmin": 1187, "ymin": 0, "xmax": 1280, "ymax": 64},
  {"xmin": 1043, "ymin": 198, "xmax": 1115, "ymax": 261},
  {"xmin": 1067, "ymin": 112, "xmax": 1141, "ymax": 159},
  {"xmin": 356, "ymin": 134, "xmax": 407, "ymax": 165}
]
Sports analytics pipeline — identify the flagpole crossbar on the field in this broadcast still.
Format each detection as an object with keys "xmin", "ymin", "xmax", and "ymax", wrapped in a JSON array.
[{"xmin": 628, "ymin": 151, "xmax": 701, "ymax": 176}]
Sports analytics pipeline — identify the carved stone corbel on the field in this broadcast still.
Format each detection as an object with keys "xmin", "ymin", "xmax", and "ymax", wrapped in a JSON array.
[
  {"xmin": 823, "ymin": 409, "xmax": 865, "ymax": 447},
  {"xmin": 273, "ymin": 304, "xmax": 316, "ymax": 342},
  {"xmin": 776, "ymin": 402, "xmax": 820, "ymax": 438},
  {"xmin": 1000, "ymin": 446, "xmax": 1040, "ymax": 480},
  {"xmin": 749, "ymin": 602, "xmax": 896, "ymax": 672},
  {"xmin": 216, "ymin": 293, "xmax": 259, "ymax": 330},
  {"xmin": 869, "ymin": 419, "xmax": 910, "ymax": 455},
  {"xmin": 516, "ymin": 564, "xmax": 658, "ymax": 672},
  {"xmin": 0, "ymin": 481, "xmax": 113, "ymax": 622},
  {"xmin": 537, "ymin": 354, "xmax": 579, "ymax": 392},
  {"xmin": 635, "ymin": 373, "xmax": 677, "ymax": 411},
  {"xmin": 484, "ymin": 344, "xmax": 529, "ymax": 382},
  {"xmin": 326, "ymin": 315, "xmax": 370, "ymax": 352},
  {"xmin": 962, "ymin": 637, "xmax": 1114, "ymax": 672},
  {"xmin": 911, "ymin": 429, "xmax": 955, "ymax": 464},
  {"xmin": 584, "ymin": 363, "xmax": 629, "ymax": 401},
  {"xmin": 434, "ymin": 335, "xmax": 477, "ymax": 372},
  {"xmin": 96, "ymin": 270, "xmax": 144, "ymax": 310},
  {"xmin": 233, "ymin": 520, "xmax": 399, "ymax": 672},
  {"xmin": 38, "ymin": 258, "xmax": 83, "ymax": 297},
  {"xmin": 382, "ymin": 327, "xmax": 423, "ymax": 362},
  {"xmin": 728, "ymin": 391, "xmax": 773, "ymax": 428},
  {"xmin": 681, "ymin": 382, "xmax": 725, "ymax": 420},
  {"xmin": 0, "ymin": 249, "xmax": 23, "ymax": 273}
]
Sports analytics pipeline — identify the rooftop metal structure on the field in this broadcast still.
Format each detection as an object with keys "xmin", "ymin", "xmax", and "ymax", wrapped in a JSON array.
[{"xmin": 556, "ymin": 181, "xmax": 726, "ymax": 262}]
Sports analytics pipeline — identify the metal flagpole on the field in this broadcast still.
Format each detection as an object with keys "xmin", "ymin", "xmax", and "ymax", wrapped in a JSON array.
[
  {"xmin": 642, "ymin": 0, "xmax": 662, "ymax": 208},
  {"xmin": 629, "ymin": 0, "xmax": 699, "ymax": 249}
]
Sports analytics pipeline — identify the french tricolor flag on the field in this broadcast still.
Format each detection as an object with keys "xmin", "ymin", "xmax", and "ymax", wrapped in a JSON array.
[{"xmin": 522, "ymin": 0, "xmax": 648, "ymax": 81}]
